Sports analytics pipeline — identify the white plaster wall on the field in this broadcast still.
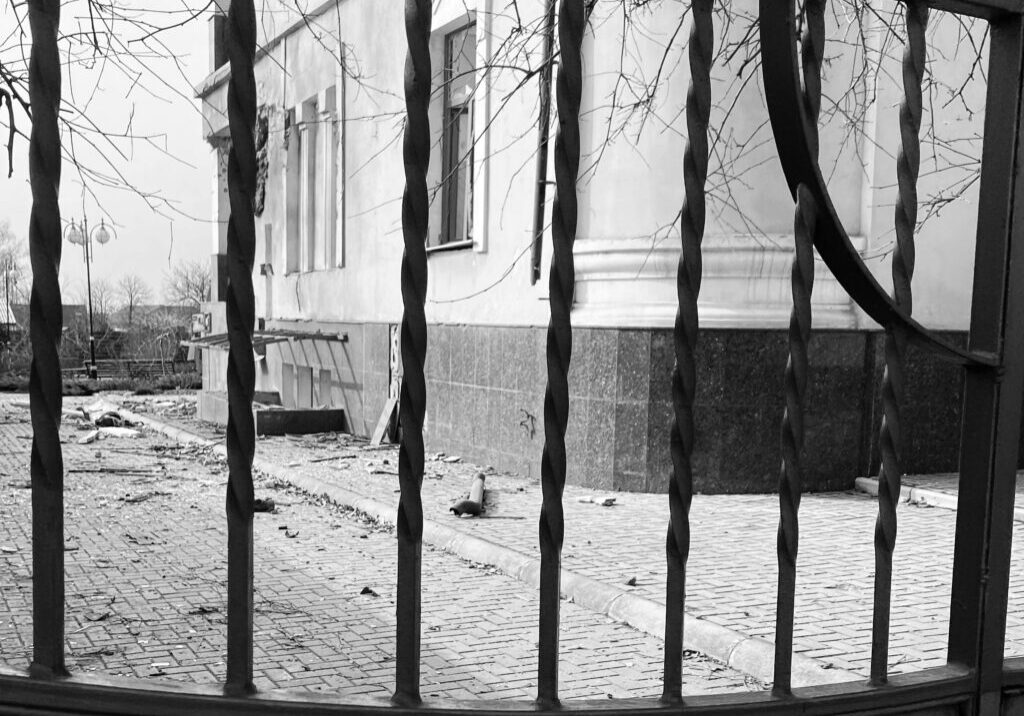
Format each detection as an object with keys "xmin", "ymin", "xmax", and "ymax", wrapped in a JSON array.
[
  {"xmin": 857, "ymin": 12, "xmax": 986, "ymax": 330},
  {"xmin": 197, "ymin": 0, "xmax": 988, "ymax": 333}
]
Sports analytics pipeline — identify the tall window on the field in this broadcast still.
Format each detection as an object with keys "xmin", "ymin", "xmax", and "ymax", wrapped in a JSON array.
[
  {"xmin": 436, "ymin": 23, "xmax": 476, "ymax": 248},
  {"xmin": 285, "ymin": 109, "xmax": 300, "ymax": 273},
  {"xmin": 285, "ymin": 88, "xmax": 339, "ymax": 273},
  {"xmin": 299, "ymin": 97, "xmax": 319, "ymax": 272}
]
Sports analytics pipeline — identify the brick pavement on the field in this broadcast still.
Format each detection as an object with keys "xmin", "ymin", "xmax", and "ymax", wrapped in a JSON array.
[
  {"xmin": 119, "ymin": 394, "xmax": 1024, "ymax": 682},
  {"xmin": 0, "ymin": 397, "xmax": 754, "ymax": 699},
  {"xmin": 887, "ymin": 472, "xmax": 1024, "ymax": 502}
]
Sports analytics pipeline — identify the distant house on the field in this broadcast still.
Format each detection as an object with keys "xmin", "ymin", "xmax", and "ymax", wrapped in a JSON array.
[
  {"xmin": 10, "ymin": 303, "xmax": 88, "ymax": 330},
  {"xmin": 107, "ymin": 304, "xmax": 195, "ymax": 332}
]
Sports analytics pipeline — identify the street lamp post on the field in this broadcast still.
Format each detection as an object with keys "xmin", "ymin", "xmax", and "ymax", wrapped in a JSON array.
[
  {"xmin": 64, "ymin": 217, "xmax": 114, "ymax": 380},
  {"xmin": 2, "ymin": 259, "xmax": 12, "ymax": 346}
]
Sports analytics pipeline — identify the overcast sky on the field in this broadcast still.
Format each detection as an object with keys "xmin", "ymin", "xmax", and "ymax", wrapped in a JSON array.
[{"xmin": 1, "ymin": 3, "xmax": 214, "ymax": 306}]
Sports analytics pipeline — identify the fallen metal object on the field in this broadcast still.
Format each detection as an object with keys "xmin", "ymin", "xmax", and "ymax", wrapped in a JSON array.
[{"xmin": 450, "ymin": 472, "xmax": 486, "ymax": 517}]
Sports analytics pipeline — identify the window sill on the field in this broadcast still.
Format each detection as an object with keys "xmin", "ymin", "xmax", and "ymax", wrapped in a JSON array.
[
  {"xmin": 283, "ymin": 267, "xmax": 337, "ymax": 276},
  {"xmin": 426, "ymin": 240, "xmax": 474, "ymax": 255}
]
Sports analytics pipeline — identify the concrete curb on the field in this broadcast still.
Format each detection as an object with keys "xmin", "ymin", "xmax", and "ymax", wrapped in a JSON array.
[
  {"xmin": 123, "ymin": 406, "xmax": 861, "ymax": 688},
  {"xmin": 855, "ymin": 476, "xmax": 1024, "ymax": 523}
]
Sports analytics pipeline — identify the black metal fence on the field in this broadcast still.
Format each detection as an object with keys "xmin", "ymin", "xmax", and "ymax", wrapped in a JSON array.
[{"xmin": 3, "ymin": 0, "xmax": 1024, "ymax": 713}]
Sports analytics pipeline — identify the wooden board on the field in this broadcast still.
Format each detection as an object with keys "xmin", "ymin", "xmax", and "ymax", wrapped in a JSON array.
[{"xmin": 370, "ymin": 395, "xmax": 399, "ymax": 446}]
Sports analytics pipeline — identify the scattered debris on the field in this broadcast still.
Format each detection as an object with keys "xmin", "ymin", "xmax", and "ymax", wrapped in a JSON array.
[
  {"xmin": 442, "ymin": 455, "xmax": 462, "ymax": 464},
  {"xmin": 625, "ymin": 577, "xmax": 637, "ymax": 587},
  {"xmin": 187, "ymin": 605, "xmax": 219, "ymax": 616},
  {"xmin": 308, "ymin": 454, "xmax": 355, "ymax": 463},
  {"xmin": 1, "ymin": 546, "xmax": 16, "ymax": 554},
  {"xmin": 68, "ymin": 466, "xmax": 155, "ymax": 477},
  {"xmin": 284, "ymin": 529, "xmax": 299, "ymax": 538},
  {"xmin": 253, "ymin": 498, "xmax": 276, "ymax": 513},
  {"xmin": 118, "ymin": 491, "xmax": 170, "ymax": 504},
  {"xmin": 74, "ymin": 646, "xmax": 120, "ymax": 658},
  {"xmin": 84, "ymin": 610, "xmax": 111, "ymax": 622},
  {"xmin": 77, "ymin": 430, "xmax": 100, "ymax": 445},
  {"xmin": 94, "ymin": 412, "xmax": 134, "ymax": 428},
  {"xmin": 98, "ymin": 427, "xmax": 141, "ymax": 439},
  {"xmin": 578, "ymin": 495, "xmax": 617, "ymax": 507},
  {"xmin": 359, "ymin": 586, "xmax": 379, "ymax": 597}
]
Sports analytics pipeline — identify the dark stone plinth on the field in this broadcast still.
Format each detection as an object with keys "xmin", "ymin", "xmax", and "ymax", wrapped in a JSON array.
[
  {"xmin": 217, "ymin": 321, "xmax": 1014, "ymax": 494},
  {"xmin": 423, "ymin": 324, "xmax": 996, "ymax": 494}
]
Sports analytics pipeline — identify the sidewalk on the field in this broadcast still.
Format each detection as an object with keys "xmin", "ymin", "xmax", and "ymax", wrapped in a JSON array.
[
  {"xmin": 855, "ymin": 473, "xmax": 1024, "ymax": 522},
  {"xmin": 0, "ymin": 396, "xmax": 753, "ymax": 699},
  {"xmin": 113, "ymin": 391, "xmax": 1024, "ymax": 685}
]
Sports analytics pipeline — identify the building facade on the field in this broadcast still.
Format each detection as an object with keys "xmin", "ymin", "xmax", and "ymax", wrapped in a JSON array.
[{"xmin": 196, "ymin": 0, "xmax": 990, "ymax": 492}]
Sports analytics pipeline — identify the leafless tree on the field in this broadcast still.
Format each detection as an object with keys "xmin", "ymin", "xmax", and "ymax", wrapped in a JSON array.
[
  {"xmin": 117, "ymin": 273, "xmax": 152, "ymax": 326},
  {"xmin": 164, "ymin": 259, "xmax": 211, "ymax": 308},
  {"xmin": 0, "ymin": 220, "xmax": 27, "ymax": 309},
  {"xmin": 0, "ymin": 1, "xmax": 989, "ymax": 260},
  {"xmin": 133, "ymin": 307, "xmax": 188, "ymax": 362},
  {"xmin": 88, "ymin": 278, "xmax": 116, "ymax": 324}
]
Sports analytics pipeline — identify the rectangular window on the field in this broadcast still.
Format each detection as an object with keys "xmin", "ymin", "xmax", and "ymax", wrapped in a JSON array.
[
  {"xmin": 317, "ymin": 86, "xmax": 338, "ymax": 270},
  {"xmin": 433, "ymin": 23, "xmax": 476, "ymax": 248},
  {"xmin": 285, "ymin": 109, "xmax": 300, "ymax": 273},
  {"xmin": 286, "ymin": 90, "xmax": 339, "ymax": 273},
  {"xmin": 299, "ymin": 97, "xmax": 318, "ymax": 272}
]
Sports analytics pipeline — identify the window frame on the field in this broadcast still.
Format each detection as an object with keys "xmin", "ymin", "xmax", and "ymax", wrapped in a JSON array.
[{"xmin": 431, "ymin": 21, "xmax": 477, "ymax": 252}]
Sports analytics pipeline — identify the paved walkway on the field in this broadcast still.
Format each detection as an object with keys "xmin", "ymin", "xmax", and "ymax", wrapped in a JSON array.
[
  {"xmin": 116, "ymin": 392, "xmax": 1024, "ymax": 683},
  {"xmin": 0, "ymin": 397, "xmax": 752, "ymax": 699}
]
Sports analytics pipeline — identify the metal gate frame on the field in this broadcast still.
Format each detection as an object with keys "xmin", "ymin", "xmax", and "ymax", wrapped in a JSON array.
[{"xmin": 3, "ymin": 0, "xmax": 1024, "ymax": 713}]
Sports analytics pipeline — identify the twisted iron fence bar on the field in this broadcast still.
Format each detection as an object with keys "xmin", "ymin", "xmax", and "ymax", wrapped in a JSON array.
[
  {"xmin": 662, "ymin": 0, "xmax": 711, "ymax": 702},
  {"xmin": 871, "ymin": 0, "xmax": 926, "ymax": 685},
  {"xmin": 224, "ymin": 0, "xmax": 258, "ymax": 695},
  {"xmin": 27, "ymin": 0, "xmax": 65, "ymax": 679},
  {"xmin": 395, "ymin": 0, "xmax": 431, "ymax": 706},
  {"xmin": 772, "ymin": 0, "xmax": 824, "ymax": 695},
  {"xmin": 537, "ymin": 0, "xmax": 583, "ymax": 707}
]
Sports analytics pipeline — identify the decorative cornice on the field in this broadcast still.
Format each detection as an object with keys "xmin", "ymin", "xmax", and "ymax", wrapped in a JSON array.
[
  {"xmin": 194, "ymin": 0, "xmax": 339, "ymax": 99},
  {"xmin": 572, "ymin": 235, "xmax": 869, "ymax": 329}
]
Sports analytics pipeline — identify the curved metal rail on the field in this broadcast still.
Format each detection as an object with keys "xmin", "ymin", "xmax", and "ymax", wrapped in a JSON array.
[{"xmin": 760, "ymin": 0, "xmax": 998, "ymax": 369}]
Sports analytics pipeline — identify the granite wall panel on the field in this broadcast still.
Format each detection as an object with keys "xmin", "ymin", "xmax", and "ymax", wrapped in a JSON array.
[
  {"xmin": 864, "ymin": 333, "xmax": 969, "ymax": 478},
  {"xmin": 242, "ymin": 322, "xmax": 997, "ymax": 493}
]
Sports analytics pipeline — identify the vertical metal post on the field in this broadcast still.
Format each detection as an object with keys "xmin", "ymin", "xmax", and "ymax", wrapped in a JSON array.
[
  {"xmin": 223, "ymin": 0, "xmax": 257, "ymax": 696},
  {"xmin": 5, "ymin": 262, "xmax": 11, "ymax": 345},
  {"xmin": 870, "ymin": 0, "xmax": 927, "ymax": 685},
  {"xmin": 537, "ymin": 1, "xmax": 583, "ymax": 708},
  {"xmin": 662, "ymin": 0, "xmax": 712, "ymax": 702},
  {"xmin": 26, "ymin": 0, "xmax": 66, "ymax": 679},
  {"xmin": 394, "ymin": 0, "xmax": 431, "ymax": 707},
  {"xmin": 772, "ymin": 0, "xmax": 823, "ymax": 695},
  {"xmin": 529, "ymin": 0, "xmax": 557, "ymax": 285},
  {"xmin": 82, "ymin": 217, "xmax": 97, "ymax": 379},
  {"xmin": 947, "ymin": 16, "xmax": 1024, "ymax": 716}
]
